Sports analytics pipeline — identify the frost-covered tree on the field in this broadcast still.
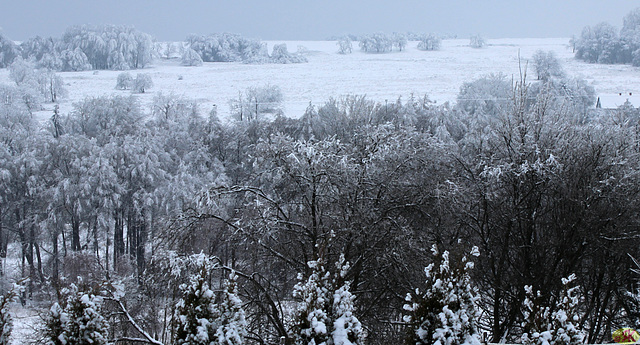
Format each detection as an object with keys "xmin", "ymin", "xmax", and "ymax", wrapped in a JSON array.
[
  {"xmin": 417, "ymin": 33, "xmax": 442, "ymax": 51},
  {"xmin": 216, "ymin": 272, "xmax": 248, "ymax": 345},
  {"xmin": 132, "ymin": 73, "xmax": 153, "ymax": 93},
  {"xmin": 60, "ymin": 24, "xmax": 155, "ymax": 70},
  {"xmin": 8, "ymin": 58, "xmax": 36, "ymax": 86},
  {"xmin": 38, "ymin": 69, "xmax": 68, "ymax": 102},
  {"xmin": 532, "ymin": 50, "xmax": 564, "ymax": 81},
  {"xmin": 229, "ymin": 84, "xmax": 283, "ymax": 121},
  {"xmin": 456, "ymin": 73, "xmax": 511, "ymax": 115},
  {"xmin": 359, "ymin": 33, "xmax": 393, "ymax": 53},
  {"xmin": 404, "ymin": 245, "xmax": 481, "ymax": 345},
  {"xmin": 181, "ymin": 47, "xmax": 203, "ymax": 66},
  {"xmin": 521, "ymin": 275, "xmax": 584, "ymax": 345},
  {"xmin": 173, "ymin": 264, "xmax": 219, "ymax": 345},
  {"xmin": 470, "ymin": 35, "xmax": 485, "ymax": 48},
  {"xmin": 337, "ymin": 36, "xmax": 353, "ymax": 54},
  {"xmin": 115, "ymin": 72, "xmax": 133, "ymax": 90},
  {"xmin": 186, "ymin": 33, "xmax": 268, "ymax": 63},
  {"xmin": 60, "ymin": 48, "xmax": 92, "ymax": 71},
  {"xmin": 392, "ymin": 32, "xmax": 408, "ymax": 51}
]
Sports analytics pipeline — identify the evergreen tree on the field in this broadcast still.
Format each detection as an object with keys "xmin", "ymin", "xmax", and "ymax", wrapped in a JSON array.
[
  {"xmin": 44, "ymin": 286, "xmax": 108, "ymax": 345},
  {"xmin": 331, "ymin": 255, "xmax": 364, "ymax": 345},
  {"xmin": 216, "ymin": 272, "xmax": 248, "ymax": 345},
  {"xmin": 173, "ymin": 264, "xmax": 218, "ymax": 345},
  {"xmin": 293, "ymin": 253, "xmax": 364, "ymax": 345},
  {"xmin": 293, "ymin": 258, "xmax": 331, "ymax": 345},
  {"xmin": 404, "ymin": 246, "xmax": 481, "ymax": 345}
]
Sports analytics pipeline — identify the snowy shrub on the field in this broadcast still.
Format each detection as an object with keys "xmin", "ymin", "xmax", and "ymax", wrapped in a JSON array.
[
  {"xmin": 132, "ymin": 73, "xmax": 153, "ymax": 93},
  {"xmin": 403, "ymin": 245, "xmax": 481, "ymax": 345},
  {"xmin": 293, "ymin": 258, "xmax": 331, "ymax": 345},
  {"xmin": 182, "ymin": 47, "xmax": 203, "ymax": 66},
  {"xmin": 116, "ymin": 72, "xmax": 133, "ymax": 90},
  {"xmin": 417, "ymin": 33, "xmax": 442, "ymax": 51},
  {"xmin": 521, "ymin": 275, "xmax": 584, "ymax": 345},
  {"xmin": 44, "ymin": 303, "xmax": 68, "ymax": 345}
]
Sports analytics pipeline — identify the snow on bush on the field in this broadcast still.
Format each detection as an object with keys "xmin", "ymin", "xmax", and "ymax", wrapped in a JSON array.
[{"xmin": 404, "ymin": 245, "xmax": 481, "ymax": 345}]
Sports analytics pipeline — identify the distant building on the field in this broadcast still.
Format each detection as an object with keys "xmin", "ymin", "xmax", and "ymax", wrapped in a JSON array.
[{"xmin": 596, "ymin": 93, "xmax": 640, "ymax": 109}]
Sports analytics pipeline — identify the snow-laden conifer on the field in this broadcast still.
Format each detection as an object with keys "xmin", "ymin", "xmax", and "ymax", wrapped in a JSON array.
[
  {"xmin": 216, "ymin": 271, "xmax": 248, "ymax": 345},
  {"xmin": 293, "ymin": 258, "xmax": 331, "ymax": 345},
  {"xmin": 173, "ymin": 264, "xmax": 218, "ymax": 345},
  {"xmin": 332, "ymin": 255, "xmax": 363, "ymax": 345},
  {"xmin": 45, "ymin": 285, "xmax": 109, "ymax": 345},
  {"xmin": 293, "ymin": 253, "xmax": 364, "ymax": 345},
  {"xmin": 404, "ymin": 245, "xmax": 481, "ymax": 345}
]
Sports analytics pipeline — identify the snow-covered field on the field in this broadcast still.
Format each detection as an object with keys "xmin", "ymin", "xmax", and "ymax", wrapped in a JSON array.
[{"xmin": 1, "ymin": 37, "xmax": 639, "ymax": 120}]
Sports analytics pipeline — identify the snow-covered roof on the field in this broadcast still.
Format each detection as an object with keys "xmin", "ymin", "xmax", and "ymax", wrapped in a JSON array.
[{"xmin": 596, "ymin": 93, "xmax": 640, "ymax": 109}]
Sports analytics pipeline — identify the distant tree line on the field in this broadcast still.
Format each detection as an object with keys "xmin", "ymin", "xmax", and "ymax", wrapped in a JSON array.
[
  {"xmin": 574, "ymin": 7, "xmax": 640, "ymax": 66},
  {"xmin": 185, "ymin": 33, "xmax": 307, "ymax": 64}
]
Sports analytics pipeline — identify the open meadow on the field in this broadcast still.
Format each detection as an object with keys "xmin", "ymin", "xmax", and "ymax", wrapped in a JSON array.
[{"xmin": 2, "ymin": 37, "xmax": 639, "ymax": 121}]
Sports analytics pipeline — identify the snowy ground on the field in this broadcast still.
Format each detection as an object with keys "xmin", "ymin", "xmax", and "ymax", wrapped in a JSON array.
[
  {"xmin": 1, "ymin": 38, "xmax": 639, "ymax": 121},
  {"xmin": 10, "ymin": 304, "xmax": 42, "ymax": 345}
]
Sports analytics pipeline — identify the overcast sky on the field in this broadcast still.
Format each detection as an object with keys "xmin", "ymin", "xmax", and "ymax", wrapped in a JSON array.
[{"xmin": 0, "ymin": 0, "xmax": 636, "ymax": 41}]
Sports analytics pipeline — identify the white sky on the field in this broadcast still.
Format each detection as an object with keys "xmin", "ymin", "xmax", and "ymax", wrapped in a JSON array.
[{"xmin": 0, "ymin": 0, "xmax": 636, "ymax": 41}]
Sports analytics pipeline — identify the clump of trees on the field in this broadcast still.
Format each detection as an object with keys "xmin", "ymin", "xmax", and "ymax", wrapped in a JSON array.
[
  {"xmin": 184, "ymin": 33, "xmax": 307, "ymax": 64},
  {"xmin": 18, "ymin": 24, "xmax": 155, "ymax": 71},
  {"xmin": 358, "ymin": 32, "xmax": 396, "ymax": 53},
  {"xmin": 269, "ymin": 44, "xmax": 307, "ymax": 64},
  {"xmin": 417, "ymin": 33, "xmax": 442, "ymax": 51},
  {"xmin": 185, "ymin": 33, "xmax": 268, "ymax": 63},
  {"xmin": 574, "ymin": 7, "xmax": 640, "ymax": 66}
]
